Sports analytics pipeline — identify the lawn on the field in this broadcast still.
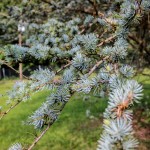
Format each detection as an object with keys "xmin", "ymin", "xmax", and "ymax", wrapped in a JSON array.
[
  {"xmin": 0, "ymin": 73, "xmax": 150, "ymax": 150},
  {"xmin": 0, "ymin": 79, "xmax": 107, "ymax": 150}
]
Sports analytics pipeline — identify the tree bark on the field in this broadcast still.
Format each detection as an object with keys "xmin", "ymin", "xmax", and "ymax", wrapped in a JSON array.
[{"xmin": 19, "ymin": 33, "xmax": 23, "ymax": 80}]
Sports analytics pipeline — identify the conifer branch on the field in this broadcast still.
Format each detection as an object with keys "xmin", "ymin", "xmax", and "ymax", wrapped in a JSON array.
[
  {"xmin": 0, "ymin": 101, "xmax": 20, "ymax": 120},
  {"xmin": 27, "ymin": 125, "xmax": 50, "ymax": 150},
  {"xmin": 68, "ymin": 8, "xmax": 94, "ymax": 15},
  {"xmin": 97, "ymin": 35, "xmax": 116, "ymax": 47},
  {"xmin": 56, "ymin": 61, "xmax": 72, "ymax": 74},
  {"xmin": 3, "ymin": 1, "xmax": 149, "ymax": 149},
  {"xmin": 88, "ymin": 56, "xmax": 109, "ymax": 76},
  {"xmin": 87, "ymin": 0, "xmax": 98, "ymax": 16},
  {"xmin": 27, "ymin": 91, "xmax": 74, "ymax": 150},
  {"xmin": 0, "ymin": 60, "xmax": 29, "ymax": 80},
  {"xmin": 0, "ymin": 61, "xmax": 72, "ymax": 120}
]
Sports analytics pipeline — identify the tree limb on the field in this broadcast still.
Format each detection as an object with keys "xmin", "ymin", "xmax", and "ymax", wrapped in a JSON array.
[
  {"xmin": 88, "ymin": 56, "xmax": 109, "ymax": 76},
  {"xmin": 0, "ymin": 60, "xmax": 29, "ymax": 80},
  {"xmin": 87, "ymin": 0, "xmax": 98, "ymax": 16},
  {"xmin": 97, "ymin": 35, "xmax": 116, "ymax": 47},
  {"xmin": 0, "ymin": 101, "xmax": 20, "ymax": 120},
  {"xmin": 27, "ymin": 125, "xmax": 50, "ymax": 150}
]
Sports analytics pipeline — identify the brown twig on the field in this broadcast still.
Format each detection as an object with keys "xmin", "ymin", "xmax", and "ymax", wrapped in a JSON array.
[
  {"xmin": 87, "ymin": 0, "xmax": 98, "ymax": 16},
  {"xmin": 88, "ymin": 56, "xmax": 109, "ymax": 76},
  {"xmin": 0, "ymin": 101, "xmax": 20, "ymax": 120},
  {"xmin": 27, "ymin": 125, "xmax": 50, "ymax": 150},
  {"xmin": 98, "ymin": 11, "xmax": 117, "ymax": 26},
  {"xmin": 56, "ymin": 61, "xmax": 72, "ymax": 74},
  {"xmin": 97, "ymin": 35, "xmax": 116, "ymax": 47},
  {"xmin": 128, "ymin": 34, "xmax": 140, "ymax": 44},
  {"xmin": 68, "ymin": 8, "xmax": 94, "ymax": 15},
  {"xmin": 98, "ymin": 29, "xmax": 108, "ymax": 38},
  {"xmin": 0, "ymin": 60, "xmax": 29, "ymax": 80}
]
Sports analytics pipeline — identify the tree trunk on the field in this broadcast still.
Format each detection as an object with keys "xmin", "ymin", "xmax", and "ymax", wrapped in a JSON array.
[{"xmin": 18, "ymin": 33, "xmax": 23, "ymax": 80}]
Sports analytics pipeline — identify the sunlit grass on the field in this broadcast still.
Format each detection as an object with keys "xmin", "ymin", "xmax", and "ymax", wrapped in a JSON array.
[
  {"xmin": 0, "ymin": 79, "xmax": 107, "ymax": 150},
  {"xmin": 0, "ymin": 73, "xmax": 150, "ymax": 150}
]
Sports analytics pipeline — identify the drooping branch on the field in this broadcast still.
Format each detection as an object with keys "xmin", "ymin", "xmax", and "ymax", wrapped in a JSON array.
[
  {"xmin": 0, "ymin": 60, "xmax": 72, "ymax": 121},
  {"xmin": 27, "ymin": 89, "xmax": 75, "ymax": 150},
  {"xmin": 3, "ymin": 1, "xmax": 149, "ymax": 149},
  {"xmin": 26, "ymin": 55, "xmax": 111, "ymax": 149}
]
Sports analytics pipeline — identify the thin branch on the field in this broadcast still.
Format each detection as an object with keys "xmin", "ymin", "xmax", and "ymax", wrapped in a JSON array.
[
  {"xmin": 27, "ymin": 90, "xmax": 74, "ymax": 150},
  {"xmin": 128, "ymin": 34, "xmax": 140, "ymax": 44},
  {"xmin": 97, "ymin": 35, "xmax": 116, "ymax": 47},
  {"xmin": 0, "ymin": 101, "xmax": 20, "ymax": 120},
  {"xmin": 127, "ymin": 38, "xmax": 137, "ymax": 50},
  {"xmin": 27, "ymin": 55, "xmax": 109, "ymax": 149},
  {"xmin": 68, "ymin": 8, "xmax": 94, "ymax": 15},
  {"xmin": 27, "ymin": 125, "xmax": 50, "ymax": 150},
  {"xmin": 0, "ymin": 61, "xmax": 72, "ymax": 120},
  {"xmin": 87, "ymin": 0, "xmax": 98, "ymax": 16},
  {"xmin": 41, "ymin": 0, "xmax": 52, "ymax": 4},
  {"xmin": 98, "ymin": 11, "xmax": 117, "ymax": 26},
  {"xmin": 141, "ymin": 73, "xmax": 150, "ymax": 77},
  {"xmin": 79, "ymin": 22, "xmax": 94, "ymax": 34},
  {"xmin": 56, "ymin": 61, "xmax": 72, "ymax": 74},
  {"xmin": 41, "ymin": 0, "xmax": 59, "ymax": 8},
  {"xmin": 0, "ymin": 60, "xmax": 29, "ymax": 80},
  {"xmin": 88, "ymin": 56, "xmax": 109, "ymax": 76},
  {"xmin": 98, "ymin": 29, "xmax": 108, "ymax": 38},
  {"xmin": 25, "ymin": 56, "xmax": 109, "ymax": 149}
]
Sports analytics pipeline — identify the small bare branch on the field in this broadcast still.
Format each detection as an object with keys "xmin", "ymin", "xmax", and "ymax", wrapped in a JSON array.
[
  {"xmin": 0, "ymin": 60, "xmax": 29, "ymax": 80},
  {"xmin": 0, "ymin": 102, "xmax": 20, "ymax": 120},
  {"xmin": 27, "ymin": 125, "xmax": 50, "ymax": 150},
  {"xmin": 97, "ymin": 35, "xmax": 116, "ymax": 47},
  {"xmin": 88, "ymin": 56, "xmax": 109, "ymax": 76}
]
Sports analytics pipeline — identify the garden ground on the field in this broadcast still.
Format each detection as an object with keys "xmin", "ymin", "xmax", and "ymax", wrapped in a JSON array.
[{"xmin": 0, "ymin": 71, "xmax": 150, "ymax": 150}]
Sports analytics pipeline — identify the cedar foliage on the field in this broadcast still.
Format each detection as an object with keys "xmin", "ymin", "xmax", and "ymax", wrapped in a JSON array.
[{"xmin": 0, "ymin": 0, "xmax": 150, "ymax": 150}]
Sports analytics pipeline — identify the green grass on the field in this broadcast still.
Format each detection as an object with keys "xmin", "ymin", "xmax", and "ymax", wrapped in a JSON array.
[
  {"xmin": 0, "ymin": 73, "xmax": 150, "ymax": 150},
  {"xmin": 0, "ymin": 79, "xmax": 107, "ymax": 150}
]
